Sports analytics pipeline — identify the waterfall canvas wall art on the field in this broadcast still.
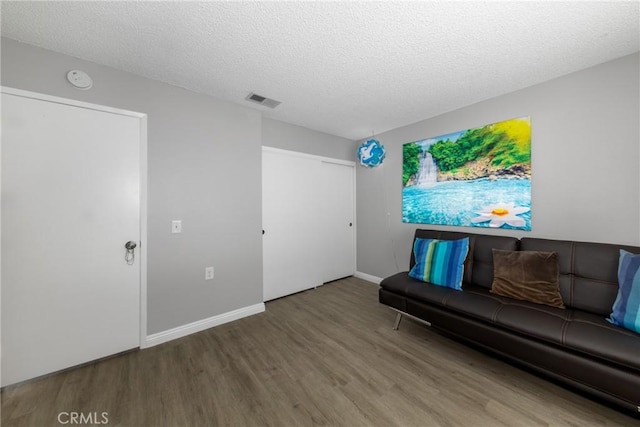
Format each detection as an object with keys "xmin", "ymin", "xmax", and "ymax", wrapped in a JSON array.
[{"xmin": 402, "ymin": 117, "xmax": 531, "ymax": 230}]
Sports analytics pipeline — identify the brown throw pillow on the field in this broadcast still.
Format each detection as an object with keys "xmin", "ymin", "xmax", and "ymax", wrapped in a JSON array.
[{"xmin": 491, "ymin": 249, "xmax": 565, "ymax": 309}]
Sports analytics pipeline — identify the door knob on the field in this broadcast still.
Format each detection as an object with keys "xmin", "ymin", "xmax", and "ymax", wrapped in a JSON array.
[{"xmin": 125, "ymin": 241, "xmax": 137, "ymax": 265}]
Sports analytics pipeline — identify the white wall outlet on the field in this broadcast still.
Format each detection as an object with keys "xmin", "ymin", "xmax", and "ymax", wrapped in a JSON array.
[
  {"xmin": 171, "ymin": 220, "xmax": 182, "ymax": 234},
  {"xmin": 205, "ymin": 266, "xmax": 214, "ymax": 280}
]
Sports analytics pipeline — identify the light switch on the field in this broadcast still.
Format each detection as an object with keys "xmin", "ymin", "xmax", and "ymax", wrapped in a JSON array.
[{"xmin": 171, "ymin": 220, "xmax": 182, "ymax": 234}]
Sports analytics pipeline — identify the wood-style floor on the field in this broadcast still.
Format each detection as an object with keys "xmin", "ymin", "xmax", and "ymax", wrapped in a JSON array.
[{"xmin": 2, "ymin": 277, "xmax": 637, "ymax": 426}]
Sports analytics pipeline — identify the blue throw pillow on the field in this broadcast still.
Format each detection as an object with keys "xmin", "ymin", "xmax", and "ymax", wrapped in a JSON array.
[
  {"xmin": 608, "ymin": 249, "xmax": 640, "ymax": 334},
  {"xmin": 409, "ymin": 237, "xmax": 469, "ymax": 290}
]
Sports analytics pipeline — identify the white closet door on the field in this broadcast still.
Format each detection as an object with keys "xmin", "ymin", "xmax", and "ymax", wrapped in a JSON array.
[
  {"xmin": 1, "ymin": 91, "xmax": 142, "ymax": 386},
  {"xmin": 262, "ymin": 150, "xmax": 322, "ymax": 301},
  {"xmin": 321, "ymin": 162, "xmax": 355, "ymax": 282}
]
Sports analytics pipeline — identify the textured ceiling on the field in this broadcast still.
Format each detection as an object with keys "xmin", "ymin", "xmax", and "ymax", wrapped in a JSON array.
[{"xmin": 1, "ymin": 1, "xmax": 639, "ymax": 140}]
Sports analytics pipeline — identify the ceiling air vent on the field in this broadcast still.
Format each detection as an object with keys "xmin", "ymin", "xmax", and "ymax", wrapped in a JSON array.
[{"xmin": 245, "ymin": 92, "xmax": 282, "ymax": 109}]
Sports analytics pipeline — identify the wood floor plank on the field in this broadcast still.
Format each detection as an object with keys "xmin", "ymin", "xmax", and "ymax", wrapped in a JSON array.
[{"xmin": 2, "ymin": 277, "xmax": 637, "ymax": 426}]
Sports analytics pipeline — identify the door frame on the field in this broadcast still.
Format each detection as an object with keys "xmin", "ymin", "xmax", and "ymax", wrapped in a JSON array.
[
  {"xmin": 261, "ymin": 146, "xmax": 357, "ymax": 284},
  {"xmin": 0, "ymin": 86, "xmax": 148, "ymax": 348}
]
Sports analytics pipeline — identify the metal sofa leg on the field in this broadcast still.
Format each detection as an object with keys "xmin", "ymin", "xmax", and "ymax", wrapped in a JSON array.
[{"xmin": 393, "ymin": 312, "xmax": 403, "ymax": 330}]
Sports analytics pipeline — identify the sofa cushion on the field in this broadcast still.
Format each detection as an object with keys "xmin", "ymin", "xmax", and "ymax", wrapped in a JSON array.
[
  {"xmin": 443, "ymin": 285, "xmax": 503, "ymax": 322},
  {"xmin": 444, "ymin": 284, "xmax": 569, "ymax": 344},
  {"xmin": 490, "ymin": 249, "xmax": 564, "ymax": 308},
  {"xmin": 608, "ymin": 249, "xmax": 640, "ymax": 334},
  {"xmin": 565, "ymin": 310, "xmax": 640, "ymax": 372},
  {"xmin": 380, "ymin": 272, "xmax": 458, "ymax": 306},
  {"xmin": 380, "ymin": 272, "xmax": 418, "ymax": 295},
  {"xmin": 409, "ymin": 237, "xmax": 469, "ymax": 290},
  {"xmin": 492, "ymin": 299, "xmax": 569, "ymax": 344}
]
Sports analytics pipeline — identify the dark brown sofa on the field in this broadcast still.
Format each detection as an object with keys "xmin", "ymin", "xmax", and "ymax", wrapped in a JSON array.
[{"xmin": 379, "ymin": 229, "xmax": 640, "ymax": 413}]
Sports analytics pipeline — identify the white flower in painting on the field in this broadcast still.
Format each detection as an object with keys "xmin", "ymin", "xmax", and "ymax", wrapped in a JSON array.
[{"xmin": 471, "ymin": 202, "xmax": 530, "ymax": 228}]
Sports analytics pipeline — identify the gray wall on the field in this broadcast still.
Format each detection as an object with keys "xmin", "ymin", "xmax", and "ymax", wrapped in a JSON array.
[
  {"xmin": 1, "ymin": 38, "xmax": 263, "ymax": 335},
  {"xmin": 262, "ymin": 118, "xmax": 356, "ymax": 160},
  {"xmin": 1, "ymin": 38, "xmax": 356, "ymax": 335},
  {"xmin": 356, "ymin": 53, "xmax": 640, "ymax": 279}
]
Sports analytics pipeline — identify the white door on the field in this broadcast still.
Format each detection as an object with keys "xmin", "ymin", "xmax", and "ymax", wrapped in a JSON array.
[
  {"xmin": 262, "ymin": 148, "xmax": 355, "ymax": 301},
  {"xmin": 262, "ymin": 149, "xmax": 322, "ymax": 301},
  {"xmin": 1, "ymin": 91, "xmax": 143, "ymax": 386},
  {"xmin": 320, "ymin": 162, "xmax": 355, "ymax": 282}
]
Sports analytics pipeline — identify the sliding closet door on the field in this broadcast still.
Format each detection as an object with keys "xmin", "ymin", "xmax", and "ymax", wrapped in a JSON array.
[
  {"xmin": 262, "ymin": 148, "xmax": 355, "ymax": 301},
  {"xmin": 262, "ymin": 149, "xmax": 323, "ymax": 301},
  {"xmin": 320, "ymin": 161, "xmax": 355, "ymax": 282}
]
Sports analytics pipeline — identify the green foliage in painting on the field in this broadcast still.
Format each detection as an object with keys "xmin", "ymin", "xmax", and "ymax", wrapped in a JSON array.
[
  {"xmin": 428, "ymin": 139, "xmax": 465, "ymax": 171},
  {"xmin": 402, "ymin": 142, "xmax": 421, "ymax": 185},
  {"xmin": 429, "ymin": 118, "xmax": 530, "ymax": 172}
]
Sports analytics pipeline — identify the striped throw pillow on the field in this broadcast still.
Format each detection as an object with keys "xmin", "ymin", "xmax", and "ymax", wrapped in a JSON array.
[
  {"xmin": 608, "ymin": 249, "xmax": 640, "ymax": 334},
  {"xmin": 408, "ymin": 237, "xmax": 469, "ymax": 290}
]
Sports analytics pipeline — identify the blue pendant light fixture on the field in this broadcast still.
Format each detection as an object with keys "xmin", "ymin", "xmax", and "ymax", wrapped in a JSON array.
[{"xmin": 357, "ymin": 132, "xmax": 386, "ymax": 168}]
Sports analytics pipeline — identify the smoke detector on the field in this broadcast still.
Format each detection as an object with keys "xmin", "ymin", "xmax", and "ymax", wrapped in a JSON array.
[
  {"xmin": 66, "ymin": 70, "xmax": 93, "ymax": 90},
  {"xmin": 245, "ymin": 92, "xmax": 281, "ymax": 109}
]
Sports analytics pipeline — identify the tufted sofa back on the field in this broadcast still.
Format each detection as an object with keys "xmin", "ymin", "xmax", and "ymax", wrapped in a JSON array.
[
  {"xmin": 521, "ymin": 238, "xmax": 640, "ymax": 315},
  {"xmin": 409, "ymin": 229, "xmax": 640, "ymax": 316},
  {"xmin": 410, "ymin": 229, "xmax": 519, "ymax": 288}
]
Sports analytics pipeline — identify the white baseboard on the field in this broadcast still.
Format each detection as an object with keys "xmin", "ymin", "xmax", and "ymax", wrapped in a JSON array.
[
  {"xmin": 354, "ymin": 271, "xmax": 383, "ymax": 285},
  {"xmin": 144, "ymin": 302, "xmax": 265, "ymax": 348}
]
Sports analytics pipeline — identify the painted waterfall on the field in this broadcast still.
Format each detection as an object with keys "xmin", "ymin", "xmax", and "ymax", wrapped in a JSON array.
[{"xmin": 402, "ymin": 117, "xmax": 531, "ymax": 230}]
